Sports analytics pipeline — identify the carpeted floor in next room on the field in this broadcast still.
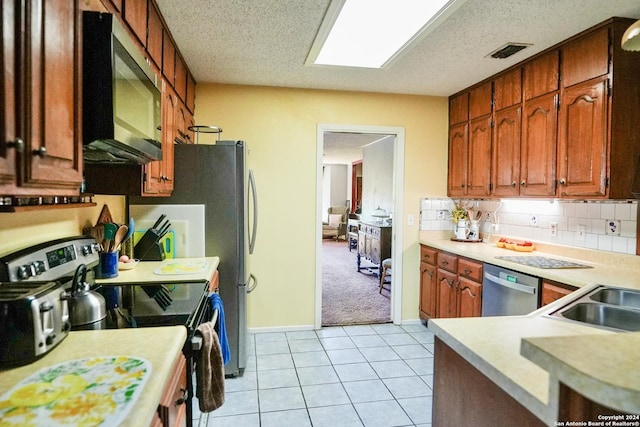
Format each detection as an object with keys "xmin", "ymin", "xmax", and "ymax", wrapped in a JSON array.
[{"xmin": 322, "ymin": 239, "xmax": 391, "ymax": 326}]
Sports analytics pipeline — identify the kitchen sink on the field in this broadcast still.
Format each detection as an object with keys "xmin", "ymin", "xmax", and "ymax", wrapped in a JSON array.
[
  {"xmin": 559, "ymin": 303, "xmax": 640, "ymax": 332},
  {"xmin": 589, "ymin": 288, "xmax": 640, "ymax": 310},
  {"xmin": 546, "ymin": 285, "xmax": 640, "ymax": 332}
]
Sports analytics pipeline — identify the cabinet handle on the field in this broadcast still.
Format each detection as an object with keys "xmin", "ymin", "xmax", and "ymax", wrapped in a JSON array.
[
  {"xmin": 441, "ymin": 260, "xmax": 448, "ymax": 266},
  {"xmin": 520, "ymin": 180, "xmax": 526, "ymax": 187},
  {"xmin": 175, "ymin": 387, "xmax": 188, "ymax": 406},
  {"xmin": 463, "ymin": 268, "xmax": 471, "ymax": 276},
  {"xmin": 33, "ymin": 146, "xmax": 47, "ymax": 158},
  {"xmin": 426, "ymin": 270, "xmax": 434, "ymax": 278},
  {"xmin": 511, "ymin": 181, "xmax": 517, "ymax": 187},
  {"xmin": 559, "ymin": 178, "xmax": 567, "ymax": 185},
  {"xmin": 460, "ymin": 184, "xmax": 466, "ymax": 188},
  {"xmin": 6, "ymin": 138, "xmax": 24, "ymax": 152}
]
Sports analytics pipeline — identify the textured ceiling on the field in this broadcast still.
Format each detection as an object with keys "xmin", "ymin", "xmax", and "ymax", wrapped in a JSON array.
[
  {"xmin": 154, "ymin": 0, "xmax": 640, "ymax": 163},
  {"xmin": 156, "ymin": 0, "xmax": 640, "ymax": 97}
]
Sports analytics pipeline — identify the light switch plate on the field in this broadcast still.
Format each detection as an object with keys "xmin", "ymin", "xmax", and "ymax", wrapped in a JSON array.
[{"xmin": 576, "ymin": 224, "xmax": 586, "ymax": 241}]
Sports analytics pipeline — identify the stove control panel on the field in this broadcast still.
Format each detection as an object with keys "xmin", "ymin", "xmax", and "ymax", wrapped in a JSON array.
[{"xmin": 0, "ymin": 236, "xmax": 100, "ymax": 283}]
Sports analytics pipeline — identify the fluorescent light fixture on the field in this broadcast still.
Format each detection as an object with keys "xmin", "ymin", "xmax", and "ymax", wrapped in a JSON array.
[{"xmin": 307, "ymin": 0, "xmax": 461, "ymax": 69}]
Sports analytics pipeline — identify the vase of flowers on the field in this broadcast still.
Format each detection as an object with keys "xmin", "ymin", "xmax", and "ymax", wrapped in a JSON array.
[{"xmin": 449, "ymin": 202, "xmax": 470, "ymax": 236}]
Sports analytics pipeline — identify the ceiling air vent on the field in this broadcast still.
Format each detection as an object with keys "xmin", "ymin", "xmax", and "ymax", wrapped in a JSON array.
[{"xmin": 487, "ymin": 43, "xmax": 531, "ymax": 59}]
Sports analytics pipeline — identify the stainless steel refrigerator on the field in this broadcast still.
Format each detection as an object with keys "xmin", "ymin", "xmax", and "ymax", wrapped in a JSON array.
[{"xmin": 130, "ymin": 141, "xmax": 257, "ymax": 377}]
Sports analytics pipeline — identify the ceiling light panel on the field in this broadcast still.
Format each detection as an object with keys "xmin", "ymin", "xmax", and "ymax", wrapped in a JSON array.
[{"xmin": 308, "ymin": 0, "xmax": 455, "ymax": 69}]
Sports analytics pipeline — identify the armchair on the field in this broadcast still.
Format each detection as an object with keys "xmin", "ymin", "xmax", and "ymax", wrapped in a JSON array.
[{"xmin": 322, "ymin": 206, "xmax": 349, "ymax": 241}]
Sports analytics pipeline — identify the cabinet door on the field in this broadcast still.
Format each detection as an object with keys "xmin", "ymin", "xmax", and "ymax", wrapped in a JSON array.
[
  {"xmin": 157, "ymin": 354, "xmax": 187, "ymax": 427},
  {"xmin": 0, "ymin": 0, "xmax": 17, "ymax": 187},
  {"xmin": 467, "ymin": 115, "xmax": 492, "ymax": 197},
  {"xmin": 448, "ymin": 122, "xmax": 468, "ymax": 197},
  {"xmin": 22, "ymin": 0, "xmax": 82, "ymax": 193},
  {"xmin": 144, "ymin": 82, "xmax": 175, "ymax": 195},
  {"xmin": 162, "ymin": 30, "xmax": 176, "ymax": 85},
  {"xmin": 494, "ymin": 68, "xmax": 522, "ymax": 111},
  {"xmin": 524, "ymin": 51, "xmax": 559, "ymax": 100},
  {"xmin": 469, "ymin": 82, "xmax": 492, "ymax": 119},
  {"xmin": 186, "ymin": 72, "xmax": 196, "ymax": 114},
  {"xmin": 561, "ymin": 27, "xmax": 609, "ymax": 88},
  {"xmin": 449, "ymin": 92, "xmax": 468, "ymax": 126},
  {"xmin": 492, "ymin": 105, "xmax": 522, "ymax": 197},
  {"xmin": 370, "ymin": 234, "xmax": 381, "ymax": 265},
  {"xmin": 419, "ymin": 262, "xmax": 437, "ymax": 319},
  {"xmin": 436, "ymin": 269, "xmax": 457, "ymax": 318},
  {"xmin": 175, "ymin": 54, "xmax": 188, "ymax": 102},
  {"xmin": 458, "ymin": 277, "xmax": 482, "ymax": 318},
  {"xmin": 123, "ymin": 0, "xmax": 147, "ymax": 46},
  {"xmin": 557, "ymin": 77, "xmax": 608, "ymax": 198},
  {"xmin": 146, "ymin": 1, "xmax": 163, "ymax": 69},
  {"xmin": 521, "ymin": 92, "xmax": 558, "ymax": 197}
]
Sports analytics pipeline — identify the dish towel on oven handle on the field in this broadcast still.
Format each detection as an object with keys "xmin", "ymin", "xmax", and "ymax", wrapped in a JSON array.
[
  {"xmin": 195, "ymin": 322, "xmax": 225, "ymax": 412},
  {"xmin": 209, "ymin": 293, "xmax": 231, "ymax": 365}
]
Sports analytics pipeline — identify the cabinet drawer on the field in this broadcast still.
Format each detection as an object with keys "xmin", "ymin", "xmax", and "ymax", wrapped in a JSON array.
[
  {"xmin": 541, "ymin": 281, "xmax": 576, "ymax": 306},
  {"xmin": 437, "ymin": 252, "xmax": 458, "ymax": 273},
  {"xmin": 457, "ymin": 258, "xmax": 483, "ymax": 283},
  {"xmin": 420, "ymin": 246, "xmax": 437, "ymax": 265}
]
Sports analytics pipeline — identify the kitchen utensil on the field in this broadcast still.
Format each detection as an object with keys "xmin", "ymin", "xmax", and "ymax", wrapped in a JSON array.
[
  {"xmin": 65, "ymin": 264, "xmax": 107, "ymax": 329},
  {"xmin": 103, "ymin": 222, "xmax": 118, "ymax": 251},
  {"xmin": 112, "ymin": 224, "xmax": 129, "ymax": 251},
  {"xmin": 141, "ymin": 284, "xmax": 173, "ymax": 310},
  {"xmin": 151, "ymin": 214, "xmax": 166, "ymax": 230}
]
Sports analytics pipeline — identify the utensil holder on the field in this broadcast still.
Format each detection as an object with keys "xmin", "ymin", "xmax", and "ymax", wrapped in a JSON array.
[
  {"xmin": 96, "ymin": 251, "xmax": 119, "ymax": 278},
  {"xmin": 134, "ymin": 229, "xmax": 165, "ymax": 261}
]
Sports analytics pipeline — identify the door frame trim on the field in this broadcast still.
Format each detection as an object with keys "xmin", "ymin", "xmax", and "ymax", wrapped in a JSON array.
[{"xmin": 315, "ymin": 123, "xmax": 405, "ymax": 328}]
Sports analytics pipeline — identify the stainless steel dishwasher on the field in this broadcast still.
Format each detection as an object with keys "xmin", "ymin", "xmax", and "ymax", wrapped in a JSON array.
[{"xmin": 482, "ymin": 263, "xmax": 541, "ymax": 316}]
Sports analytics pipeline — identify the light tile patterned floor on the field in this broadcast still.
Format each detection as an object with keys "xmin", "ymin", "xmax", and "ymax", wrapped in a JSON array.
[{"xmin": 193, "ymin": 323, "xmax": 434, "ymax": 427}]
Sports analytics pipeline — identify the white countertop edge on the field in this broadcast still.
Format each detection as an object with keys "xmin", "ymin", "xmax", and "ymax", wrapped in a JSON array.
[
  {"xmin": 521, "ymin": 335, "xmax": 640, "ymax": 415},
  {"xmin": 427, "ymin": 319, "xmax": 550, "ymax": 422}
]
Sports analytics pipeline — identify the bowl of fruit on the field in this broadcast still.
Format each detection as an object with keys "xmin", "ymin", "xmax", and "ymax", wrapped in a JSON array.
[
  {"xmin": 118, "ymin": 255, "xmax": 139, "ymax": 270},
  {"xmin": 513, "ymin": 241, "xmax": 535, "ymax": 252}
]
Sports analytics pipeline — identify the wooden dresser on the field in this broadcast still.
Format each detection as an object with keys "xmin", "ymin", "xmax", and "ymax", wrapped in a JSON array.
[{"xmin": 357, "ymin": 222, "xmax": 392, "ymax": 275}]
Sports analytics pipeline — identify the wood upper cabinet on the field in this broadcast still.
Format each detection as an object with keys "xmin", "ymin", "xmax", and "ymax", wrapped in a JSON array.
[
  {"xmin": 447, "ymin": 122, "xmax": 468, "ymax": 197},
  {"xmin": 557, "ymin": 77, "xmax": 608, "ymax": 197},
  {"xmin": 146, "ymin": 0, "xmax": 163, "ymax": 69},
  {"xmin": 122, "ymin": 0, "xmax": 147, "ymax": 46},
  {"xmin": 561, "ymin": 27, "xmax": 609, "ymax": 88},
  {"xmin": 469, "ymin": 82, "xmax": 492, "ymax": 119},
  {"xmin": 492, "ymin": 104, "xmax": 522, "ymax": 197},
  {"xmin": 449, "ymin": 93, "xmax": 469, "ymax": 126},
  {"xmin": 467, "ymin": 115, "xmax": 492, "ymax": 197},
  {"xmin": 521, "ymin": 92, "xmax": 558, "ymax": 197},
  {"xmin": 1, "ymin": 0, "xmax": 82, "ymax": 196},
  {"xmin": 524, "ymin": 51, "xmax": 559, "ymax": 100},
  {"xmin": 175, "ymin": 54, "xmax": 188, "ymax": 102},
  {"xmin": 186, "ymin": 72, "xmax": 196, "ymax": 114},
  {"xmin": 162, "ymin": 30, "xmax": 176, "ymax": 85},
  {"xmin": 494, "ymin": 68, "xmax": 522, "ymax": 111},
  {"xmin": 144, "ymin": 81, "xmax": 175, "ymax": 195}
]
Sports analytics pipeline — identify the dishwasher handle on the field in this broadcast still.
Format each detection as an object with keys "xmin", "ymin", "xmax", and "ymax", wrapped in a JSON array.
[{"xmin": 484, "ymin": 271, "xmax": 536, "ymax": 295}]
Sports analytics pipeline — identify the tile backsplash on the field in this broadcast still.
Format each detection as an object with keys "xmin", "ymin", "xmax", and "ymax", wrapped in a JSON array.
[{"xmin": 420, "ymin": 198, "xmax": 638, "ymax": 255}]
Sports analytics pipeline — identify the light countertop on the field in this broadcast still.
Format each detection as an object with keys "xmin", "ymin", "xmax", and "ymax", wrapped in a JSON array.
[
  {"xmin": 423, "ymin": 231, "xmax": 640, "ymax": 423},
  {"xmin": 0, "ymin": 326, "xmax": 187, "ymax": 427},
  {"xmin": 96, "ymin": 256, "xmax": 219, "ymax": 285}
]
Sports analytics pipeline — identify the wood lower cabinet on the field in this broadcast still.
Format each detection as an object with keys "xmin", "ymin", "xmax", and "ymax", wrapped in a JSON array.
[
  {"xmin": 0, "ymin": 0, "xmax": 83, "ymax": 196},
  {"xmin": 433, "ymin": 338, "xmax": 545, "ymax": 427},
  {"xmin": 419, "ymin": 246, "xmax": 437, "ymax": 319},
  {"xmin": 421, "ymin": 245, "xmax": 483, "ymax": 320},
  {"xmin": 157, "ymin": 354, "xmax": 187, "ymax": 427},
  {"xmin": 541, "ymin": 280, "xmax": 576, "ymax": 306}
]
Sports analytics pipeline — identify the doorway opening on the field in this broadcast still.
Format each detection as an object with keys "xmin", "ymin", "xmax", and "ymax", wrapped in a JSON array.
[{"xmin": 315, "ymin": 124, "xmax": 405, "ymax": 329}]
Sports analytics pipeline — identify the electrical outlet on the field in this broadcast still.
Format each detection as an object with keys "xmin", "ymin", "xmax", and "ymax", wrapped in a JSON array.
[
  {"xmin": 605, "ymin": 219, "xmax": 621, "ymax": 236},
  {"xmin": 576, "ymin": 224, "xmax": 586, "ymax": 241},
  {"xmin": 550, "ymin": 222, "xmax": 558, "ymax": 237},
  {"xmin": 437, "ymin": 210, "xmax": 446, "ymax": 220},
  {"xmin": 529, "ymin": 215, "xmax": 538, "ymax": 227},
  {"xmin": 484, "ymin": 211, "xmax": 493, "ymax": 221}
]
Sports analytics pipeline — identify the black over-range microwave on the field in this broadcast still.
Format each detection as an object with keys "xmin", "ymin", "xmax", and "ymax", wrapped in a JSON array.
[{"xmin": 82, "ymin": 11, "xmax": 162, "ymax": 164}]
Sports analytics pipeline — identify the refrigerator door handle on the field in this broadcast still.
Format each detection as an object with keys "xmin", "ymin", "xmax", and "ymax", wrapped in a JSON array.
[
  {"xmin": 247, "ymin": 273, "xmax": 257, "ymax": 293},
  {"xmin": 248, "ymin": 169, "xmax": 258, "ymax": 254}
]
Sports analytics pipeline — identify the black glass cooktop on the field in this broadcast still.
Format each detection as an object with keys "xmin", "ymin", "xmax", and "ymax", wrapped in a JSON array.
[{"xmin": 495, "ymin": 255, "xmax": 593, "ymax": 269}]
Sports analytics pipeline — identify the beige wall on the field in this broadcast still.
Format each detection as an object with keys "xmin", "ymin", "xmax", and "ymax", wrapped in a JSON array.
[
  {"xmin": 0, "ymin": 196, "xmax": 127, "ymax": 255},
  {"xmin": 195, "ymin": 83, "xmax": 449, "ymax": 328}
]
